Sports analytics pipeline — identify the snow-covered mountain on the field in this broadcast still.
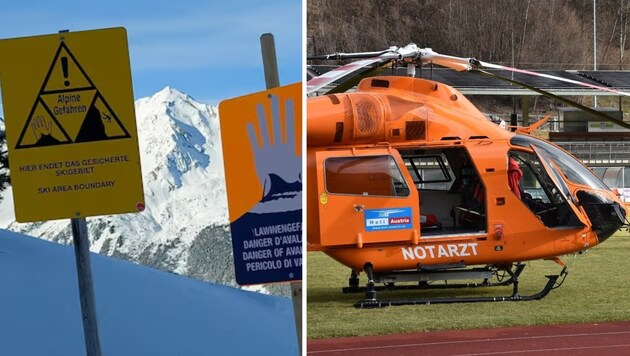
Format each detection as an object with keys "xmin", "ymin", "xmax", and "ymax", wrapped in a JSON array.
[{"xmin": 0, "ymin": 87, "xmax": 278, "ymax": 293}]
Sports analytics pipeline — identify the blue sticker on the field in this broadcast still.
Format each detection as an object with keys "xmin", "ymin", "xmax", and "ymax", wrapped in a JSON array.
[{"xmin": 365, "ymin": 207, "xmax": 413, "ymax": 231}]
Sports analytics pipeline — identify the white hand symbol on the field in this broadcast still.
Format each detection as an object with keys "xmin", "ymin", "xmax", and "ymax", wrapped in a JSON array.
[{"xmin": 246, "ymin": 94, "xmax": 301, "ymax": 198}]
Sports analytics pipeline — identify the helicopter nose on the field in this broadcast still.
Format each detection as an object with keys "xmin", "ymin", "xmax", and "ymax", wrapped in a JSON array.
[{"xmin": 577, "ymin": 191, "xmax": 626, "ymax": 243}]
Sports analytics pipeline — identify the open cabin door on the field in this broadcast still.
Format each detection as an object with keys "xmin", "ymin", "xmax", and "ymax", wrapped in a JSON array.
[
  {"xmin": 531, "ymin": 146, "xmax": 591, "ymax": 227},
  {"xmin": 316, "ymin": 148, "xmax": 420, "ymax": 247}
]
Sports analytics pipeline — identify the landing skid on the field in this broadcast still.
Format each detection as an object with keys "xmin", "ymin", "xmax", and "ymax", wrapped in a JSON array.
[
  {"xmin": 351, "ymin": 263, "xmax": 567, "ymax": 308},
  {"xmin": 343, "ymin": 264, "xmax": 525, "ymax": 293}
]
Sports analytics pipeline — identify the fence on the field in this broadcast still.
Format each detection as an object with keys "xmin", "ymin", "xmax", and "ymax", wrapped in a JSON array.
[{"xmin": 555, "ymin": 141, "xmax": 630, "ymax": 165}]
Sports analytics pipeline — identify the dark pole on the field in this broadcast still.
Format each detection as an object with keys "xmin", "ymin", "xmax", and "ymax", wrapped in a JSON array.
[
  {"xmin": 71, "ymin": 218, "xmax": 103, "ymax": 356},
  {"xmin": 261, "ymin": 34, "xmax": 280, "ymax": 88}
]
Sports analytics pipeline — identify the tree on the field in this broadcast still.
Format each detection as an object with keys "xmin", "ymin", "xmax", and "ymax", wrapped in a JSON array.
[{"xmin": 0, "ymin": 125, "xmax": 9, "ymax": 201}]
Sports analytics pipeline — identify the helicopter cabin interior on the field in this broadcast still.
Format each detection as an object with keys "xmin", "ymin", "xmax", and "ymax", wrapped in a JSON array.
[{"xmin": 397, "ymin": 147, "xmax": 487, "ymax": 236}]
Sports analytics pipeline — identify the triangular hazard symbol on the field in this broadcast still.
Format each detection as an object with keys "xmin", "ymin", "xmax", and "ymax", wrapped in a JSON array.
[
  {"xmin": 91, "ymin": 94, "xmax": 130, "ymax": 139},
  {"xmin": 15, "ymin": 99, "xmax": 72, "ymax": 148},
  {"xmin": 43, "ymin": 42, "xmax": 94, "ymax": 93},
  {"xmin": 15, "ymin": 41, "xmax": 131, "ymax": 149},
  {"xmin": 75, "ymin": 93, "xmax": 130, "ymax": 143}
]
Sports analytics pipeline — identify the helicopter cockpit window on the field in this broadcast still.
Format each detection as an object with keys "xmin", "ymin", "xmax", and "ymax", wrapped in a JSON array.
[
  {"xmin": 511, "ymin": 135, "xmax": 610, "ymax": 192},
  {"xmin": 324, "ymin": 155, "xmax": 410, "ymax": 197},
  {"xmin": 509, "ymin": 151, "xmax": 582, "ymax": 228}
]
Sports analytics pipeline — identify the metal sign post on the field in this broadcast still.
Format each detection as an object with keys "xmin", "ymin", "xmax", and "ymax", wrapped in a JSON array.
[
  {"xmin": 260, "ymin": 33, "xmax": 302, "ymax": 354},
  {"xmin": 71, "ymin": 217, "xmax": 103, "ymax": 356},
  {"xmin": 261, "ymin": 33, "xmax": 280, "ymax": 89},
  {"xmin": 290, "ymin": 281, "xmax": 302, "ymax": 353}
]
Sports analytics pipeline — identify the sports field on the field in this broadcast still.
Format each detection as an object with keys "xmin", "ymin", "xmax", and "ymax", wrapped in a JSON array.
[{"xmin": 307, "ymin": 230, "xmax": 630, "ymax": 339}]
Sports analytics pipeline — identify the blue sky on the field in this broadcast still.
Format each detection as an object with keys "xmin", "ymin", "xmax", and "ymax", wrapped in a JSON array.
[{"xmin": 0, "ymin": 0, "xmax": 302, "ymax": 113}]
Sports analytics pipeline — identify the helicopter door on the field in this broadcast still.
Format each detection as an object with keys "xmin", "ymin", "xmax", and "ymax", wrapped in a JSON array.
[
  {"xmin": 531, "ymin": 146, "xmax": 591, "ymax": 227},
  {"xmin": 316, "ymin": 148, "xmax": 420, "ymax": 247}
]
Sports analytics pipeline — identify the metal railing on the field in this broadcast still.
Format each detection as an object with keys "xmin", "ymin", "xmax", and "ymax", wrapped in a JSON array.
[{"xmin": 555, "ymin": 141, "xmax": 630, "ymax": 165}]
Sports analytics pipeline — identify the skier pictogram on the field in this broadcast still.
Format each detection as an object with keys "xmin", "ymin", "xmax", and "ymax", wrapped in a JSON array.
[{"xmin": 15, "ymin": 41, "xmax": 131, "ymax": 149}]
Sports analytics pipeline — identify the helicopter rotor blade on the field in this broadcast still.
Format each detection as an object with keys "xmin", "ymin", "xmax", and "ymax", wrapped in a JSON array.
[
  {"xmin": 479, "ymin": 61, "xmax": 630, "ymax": 97},
  {"xmin": 476, "ymin": 69, "xmax": 630, "ymax": 130},
  {"xmin": 419, "ymin": 48, "xmax": 476, "ymax": 71},
  {"xmin": 419, "ymin": 48, "xmax": 630, "ymax": 97},
  {"xmin": 308, "ymin": 44, "xmax": 424, "ymax": 61},
  {"xmin": 417, "ymin": 48, "xmax": 630, "ymax": 128},
  {"xmin": 306, "ymin": 58, "xmax": 389, "ymax": 95},
  {"xmin": 307, "ymin": 49, "xmax": 393, "ymax": 61}
]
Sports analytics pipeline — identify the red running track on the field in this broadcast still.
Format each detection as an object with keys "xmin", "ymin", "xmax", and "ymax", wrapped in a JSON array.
[{"xmin": 307, "ymin": 321, "xmax": 630, "ymax": 355}]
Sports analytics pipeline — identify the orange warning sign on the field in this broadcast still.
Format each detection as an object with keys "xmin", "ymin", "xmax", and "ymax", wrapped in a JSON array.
[{"xmin": 218, "ymin": 83, "xmax": 302, "ymax": 285}]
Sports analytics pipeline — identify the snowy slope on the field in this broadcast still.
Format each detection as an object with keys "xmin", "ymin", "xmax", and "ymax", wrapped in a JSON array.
[
  {"xmin": 0, "ymin": 229, "xmax": 298, "ymax": 355},
  {"xmin": 0, "ymin": 88, "xmax": 246, "ymax": 289}
]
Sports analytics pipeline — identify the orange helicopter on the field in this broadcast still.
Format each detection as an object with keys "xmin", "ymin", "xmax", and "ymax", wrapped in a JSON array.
[{"xmin": 306, "ymin": 44, "xmax": 629, "ymax": 307}]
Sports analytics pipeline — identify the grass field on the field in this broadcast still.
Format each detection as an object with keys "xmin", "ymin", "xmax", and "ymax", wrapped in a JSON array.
[{"xmin": 307, "ymin": 230, "xmax": 630, "ymax": 339}]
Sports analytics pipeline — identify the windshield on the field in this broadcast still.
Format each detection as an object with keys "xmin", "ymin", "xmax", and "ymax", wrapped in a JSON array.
[{"xmin": 511, "ymin": 135, "xmax": 610, "ymax": 191}]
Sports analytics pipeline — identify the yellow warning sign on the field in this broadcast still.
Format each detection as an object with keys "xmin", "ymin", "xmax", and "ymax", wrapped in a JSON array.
[{"xmin": 0, "ymin": 27, "xmax": 145, "ymax": 222}]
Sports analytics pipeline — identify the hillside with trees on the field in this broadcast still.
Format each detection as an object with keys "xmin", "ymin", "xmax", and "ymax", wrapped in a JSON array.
[{"xmin": 308, "ymin": 0, "xmax": 630, "ymax": 71}]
